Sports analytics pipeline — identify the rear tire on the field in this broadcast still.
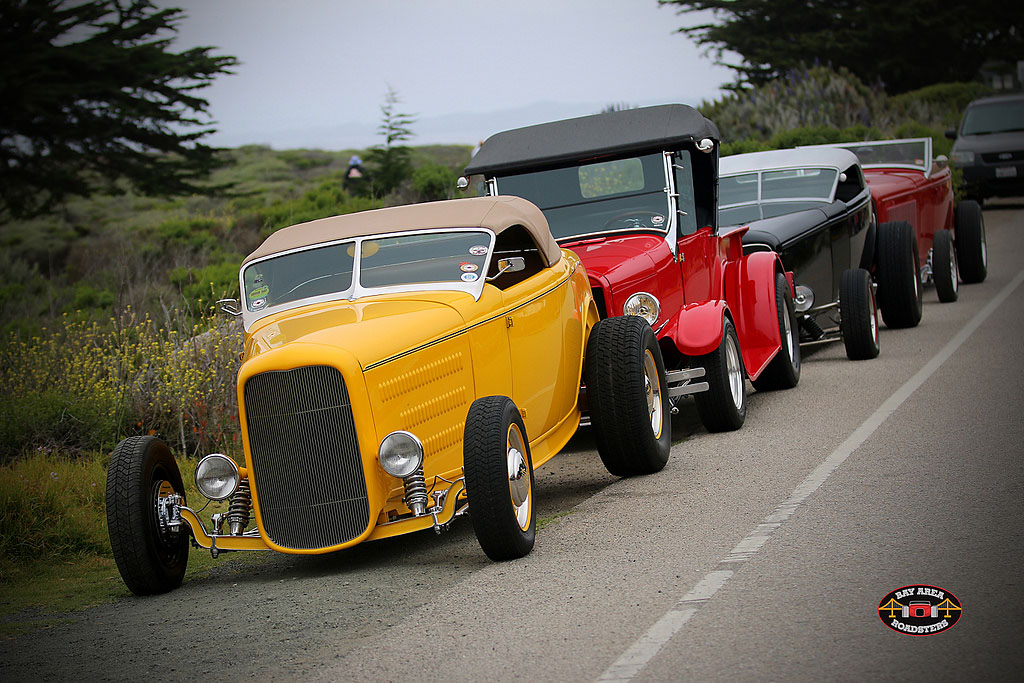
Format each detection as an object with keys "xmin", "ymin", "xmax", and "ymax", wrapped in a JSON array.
[
  {"xmin": 933, "ymin": 229, "xmax": 959, "ymax": 303},
  {"xmin": 876, "ymin": 220, "xmax": 922, "ymax": 328},
  {"xmin": 585, "ymin": 316, "xmax": 671, "ymax": 476},
  {"xmin": 693, "ymin": 318, "xmax": 746, "ymax": 432},
  {"xmin": 751, "ymin": 272, "xmax": 801, "ymax": 391},
  {"xmin": 464, "ymin": 397, "xmax": 535, "ymax": 561},
  {"xmin": 106, "ymin": 436, "xmax": 189, "ymax": 596},
  {"xmin": 839, "ymin": 268, "xmax": 880, "ymax": 360},
  {"xmin": 955, "ymin": 200, "xmax": 987, "ymax": 284}
]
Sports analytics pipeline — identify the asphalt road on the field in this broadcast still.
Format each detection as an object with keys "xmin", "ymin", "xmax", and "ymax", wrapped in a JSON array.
[{"xmin": 3, "ymin": 202, "xmax": 1022, "ymax": 682}]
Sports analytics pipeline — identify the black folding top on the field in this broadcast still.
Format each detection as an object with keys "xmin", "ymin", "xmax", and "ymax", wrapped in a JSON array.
[{"xmin": 464, "ymin": 104, "xmax": 720, "ymax": 176}]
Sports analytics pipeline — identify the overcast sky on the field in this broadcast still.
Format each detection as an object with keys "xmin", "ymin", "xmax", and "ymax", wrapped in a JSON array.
[{"xmin": 161, "ymin": 0, "xmax": 734, "ymax": 150}]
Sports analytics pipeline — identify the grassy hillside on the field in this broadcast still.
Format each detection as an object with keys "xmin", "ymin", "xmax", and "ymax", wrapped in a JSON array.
[{"xmin": 1, "ymin": 144, "xmax": 473, "ymax": 335}]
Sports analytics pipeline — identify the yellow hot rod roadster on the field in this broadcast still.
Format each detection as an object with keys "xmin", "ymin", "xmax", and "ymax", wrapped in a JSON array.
[{"xmin": 106, "ymin": 196, "xmax": 673, "ymax": 594}]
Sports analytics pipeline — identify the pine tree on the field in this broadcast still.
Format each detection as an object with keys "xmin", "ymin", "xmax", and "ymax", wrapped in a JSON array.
[
  {"xmin": 0, "ymin": 0, "xmax": 239, "ymax": 219},
  {"xmin": 366, "ymin": 85, "xmax": 416, "ymax": 197}
]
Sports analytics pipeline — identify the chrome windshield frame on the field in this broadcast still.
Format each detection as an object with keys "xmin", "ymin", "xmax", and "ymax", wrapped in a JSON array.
[
  {"xmin": 488, "ymin": 152, "xmax": 674, "ymax": 244},
  {"xmin": 238, "ymin": 227, "xmax": 496, "ymax": 331}
]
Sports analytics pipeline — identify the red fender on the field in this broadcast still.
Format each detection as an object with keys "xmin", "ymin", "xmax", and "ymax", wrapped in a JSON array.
[
  {"xmin": 664, "ymin": 300, "xmax": 728, "ymax": 357},
  {"xmin": 728, "ymin": 250, "xmax": 785, "ymax": 380}
]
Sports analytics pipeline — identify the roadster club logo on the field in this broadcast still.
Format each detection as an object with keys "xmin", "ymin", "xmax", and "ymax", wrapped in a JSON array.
[{"xmin": 878, "ymin": 584, "xmax": 962, "ymax": 636}]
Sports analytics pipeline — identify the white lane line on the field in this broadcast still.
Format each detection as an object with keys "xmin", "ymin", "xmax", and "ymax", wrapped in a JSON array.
[{"xmin": 598, "ymin": 268, "xmax": 1024, "ymax": 683}]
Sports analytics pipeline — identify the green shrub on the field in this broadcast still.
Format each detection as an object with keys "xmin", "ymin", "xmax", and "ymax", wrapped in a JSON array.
[
  {"xmin": 891, "ymin": 81, "xmax": 993, "ymax": 126},
  {"xmin": 153, "ymin": 216, "xmax": 225, "ymax": 252},
  {"xmin": 169, "ymin": 261, "xmax": 240, "ymax": 303},
  {"xmin": 1, "ymin": 308, "xmax": 244, "ymax": 460},
  {"xmin": 278, "ymin": 149, "xmax": 336, "ymax": 171},
  {"xmin": 68, "ymin": 283, "xmax": 115, "ymax": 312},
  {"xmin": 411, "ymin": 163, "xmax": 457, "ymax": 201}
]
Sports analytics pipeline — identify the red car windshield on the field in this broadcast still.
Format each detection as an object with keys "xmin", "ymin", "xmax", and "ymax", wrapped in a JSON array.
[{"xmin": 494, "ymin": 153, "xmax": 671, "ymax": 241}]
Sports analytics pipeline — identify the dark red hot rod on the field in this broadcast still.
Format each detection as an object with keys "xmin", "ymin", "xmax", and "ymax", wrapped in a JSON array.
[
  {"xmin": 809, "ymin": 138, "xmax": 988, "ymax": 316},
  {"xmin": 463, "ymin": 104, "xmax": 800, "ymax": 436}
]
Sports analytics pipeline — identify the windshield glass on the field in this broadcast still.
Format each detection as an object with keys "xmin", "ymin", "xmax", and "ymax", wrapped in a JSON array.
[
  {"xmin": 358, "ymin": 232, "xmax": 491, "ymax": 288},
  {"xmin": 494, "ymin": 153, "xmax": 669, "ymax": 240},
  {"xmin": 838, "ymin": 140, "xmax": 928, "ymax": 170},
  {"xmin": 242, "ymin": 230, "xmax": 492, "ymax": 312},
  {"xmin": 243, "ymin": 241, "xmax": 354, "ymax": 312},
  {"xmin": 961, "ymin": 99, "xmax": 1024, "ymax": 135},
  {"xmin": 761, "ymin": 168, "xmax": 837, "ymax": 199},
  {"xmin": 719, "ymin": 201, "xmax": 828, "ymax": 227},
  {"xmin": 718, "ymin": 167, "xmax": 836, "ymax": 226}
]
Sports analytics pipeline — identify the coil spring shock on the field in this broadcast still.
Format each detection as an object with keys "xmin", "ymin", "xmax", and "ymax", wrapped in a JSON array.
[
  {"xmin": 227, "ymin": 478, "xmax": 251, "ymax": 535},
  {"xmin": 403, "ymin": 468, "xmax": 428, "ymax": 516}
]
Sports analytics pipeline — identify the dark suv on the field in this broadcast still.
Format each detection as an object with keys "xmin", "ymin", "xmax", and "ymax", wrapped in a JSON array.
[{"xmin": 948, "ymin": 93, "xmax": 1024, "ymax": 202}]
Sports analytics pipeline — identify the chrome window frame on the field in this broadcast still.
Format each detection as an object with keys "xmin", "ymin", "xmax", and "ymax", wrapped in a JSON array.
[
  {"xmin": 837, "ymin": 138, "xmax": 933, "ymax": 178},
  {"xmin": 718, "ymin": 165, "xmax": 841, "ymax": 221},
  {"xmin": 239, "ymin": 227, "xmax": 496, "ymax": 330},
  {"xmin": 489, "ymin": 152, "xmax": 675, "ymax": 244}
]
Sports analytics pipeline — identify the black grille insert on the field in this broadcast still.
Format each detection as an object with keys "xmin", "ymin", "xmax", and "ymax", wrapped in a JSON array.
[{"xmin": 244, "ymin": 365, "xmax": 369, "ymax": 550}]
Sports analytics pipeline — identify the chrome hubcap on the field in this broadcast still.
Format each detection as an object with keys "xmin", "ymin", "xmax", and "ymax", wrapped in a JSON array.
[
  {"xmin": 725, "ymin": 335, "xmax": 744, "ymax": 409},
  {"xmin": 782, "ymin": 298, "xmax": 795, "ymax": 361},
  {"xmin": 506, "ymin": 424, "xmax": 531, "ymax": 530},
  {"xmin": 643, "ymin": 350, "xmax": 663, "ymax": 438},
  {"xmin": 951, "ymin": 247, "xmax": 959, "ymax": 293},
  {"xmin": 870, "ymin": 289, "xmax": 879, "ymax": 343}
]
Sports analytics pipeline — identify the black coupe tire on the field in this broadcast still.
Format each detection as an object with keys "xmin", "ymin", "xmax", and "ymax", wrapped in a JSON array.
[
  {"xmin": 839, "ymin": 268, "xmax": 880, "ymax": 361},
  {"xmin": 584, "ymin": 316, "xmax": 671, "ymax": 477},
  {"xmin": 751, "ymin": 272, "xmax": 801, "ymax": 391},
  {"xmin": 464, "ymin": 397, "xmax": 536, "ymax": 561},
  {"xmin": 933, "ymin": 228, "xmax": 959, "ymax": 303},
  {"xmin": 693, "ymin": 318, "xmax": 747, "ymax": 432},
  {"xmin": 106, "ymin": 436, "xmax": 189, "ymax": 595},
  {"xmin": 955, "ymin": 200, "xmax": 988, "ymax": 284},
  {"xmin": 876, "ymin": 220, "xmax": 923, "ymax": 329}
]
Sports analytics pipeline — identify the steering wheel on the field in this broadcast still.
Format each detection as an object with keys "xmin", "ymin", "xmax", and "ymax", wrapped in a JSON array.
[{"xmin": 600, "ymin": 210, "xmax": 664, "ymax": 231}]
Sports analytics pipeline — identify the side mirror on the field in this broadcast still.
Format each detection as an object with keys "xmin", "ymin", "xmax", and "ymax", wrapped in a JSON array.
[
  {"xmin": 486, "ymin": 257, "xmax": 526, "ymax": 281},
  {"xmin": 217, "ymin": 298, "xmax": 241, "ymax": 317},
  {"xmin": 945, "ymin": 128, "xmax": 957, "ymax": 140},
  {"xmin": 935, "ymin": 154, "xmax": 949, "ymax": 167},
  {"xmin": 456, "ymin": 176, "xmax": 469, "ymax": 190}
]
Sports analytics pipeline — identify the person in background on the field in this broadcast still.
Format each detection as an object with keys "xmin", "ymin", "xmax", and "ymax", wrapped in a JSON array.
[{"xmin": 344, "ymin": 154, "xmax": 370, "ymax": 196}]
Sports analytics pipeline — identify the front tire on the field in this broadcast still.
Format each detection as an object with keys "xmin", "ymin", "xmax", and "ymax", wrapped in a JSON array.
[
  {"xmin": 464, "ymin": 397, "xmax": 535, "ymax": 561},
  {"xmin": 106, "ymin": 436, "xmax": 189, "ymax": 595},
  {"xmin": 839, "ymin": 268, "xmax": 880, "ymax": 360},
  {"xmin": 933, "ymin": 229, "xmax": 959, "ymax": 303},
  {"xmin": 584, "ymin": 316, "xmax": 671, "ymax": 476},
  {"xmin": 876, "ymin": 220, "xmax": 922, "ymax": 328},
  {"xmin": 955, "ymin": 200, "xmax": 987, "ymax": 284},
  {"xmin": 751, "ymin": 272, "xmax": 801, "ymax": 391},
  {"xmin": 693, "ymin": 318, "xmax": 747, "ymax": 432}
]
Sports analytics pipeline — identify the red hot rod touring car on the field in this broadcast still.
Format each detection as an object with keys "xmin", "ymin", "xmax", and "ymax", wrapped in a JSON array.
[{"xmin": 464, "ymin": 104, "xmax": 801, "ymax": 435}]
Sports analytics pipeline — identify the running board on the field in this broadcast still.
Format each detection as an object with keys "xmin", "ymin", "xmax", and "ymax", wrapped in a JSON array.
[
  {"xmin": 578, "ymin": 367, "xmax": 709, "ymax": 427},
  {"xmin": 666, "ymin": 367, "xmax": 708, "ymax": 398}
]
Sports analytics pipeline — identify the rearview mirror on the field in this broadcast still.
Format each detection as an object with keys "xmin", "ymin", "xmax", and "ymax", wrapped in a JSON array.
[
  {"xmin": 487, "ymin": 257, "xmax": 526, "ymax": 281},
  {"xmin": 217, "ymin": 298, "xmax": 241, "ymax": 317}
]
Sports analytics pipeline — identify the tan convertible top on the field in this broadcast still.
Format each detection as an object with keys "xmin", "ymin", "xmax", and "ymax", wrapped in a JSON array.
[{"xmin": 242, "ymin": 195, "xmax": 561, "ymax": 268}]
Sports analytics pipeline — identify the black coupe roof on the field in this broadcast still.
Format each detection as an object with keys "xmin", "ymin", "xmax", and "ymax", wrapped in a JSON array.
[{"xmin": 464, "ymin": 104, "xmax": 720, "ymax": 176}]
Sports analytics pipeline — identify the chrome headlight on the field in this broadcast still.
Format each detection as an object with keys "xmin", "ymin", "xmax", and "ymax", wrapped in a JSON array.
[
  {"xmin": 623, "ymin": 292, "xmax": 660, "ymax": 326},
  {"xmin": 379, "ymin": 431, "xmax": 424, "ymax": 478},
  {"xmin": 195, "ymin": 453, "xmax": 240, "ymax": 500}
]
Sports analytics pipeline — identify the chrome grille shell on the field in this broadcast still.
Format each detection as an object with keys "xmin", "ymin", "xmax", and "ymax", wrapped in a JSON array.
[{"xmin": 243, "ymin": 365, "xmax": 369, "ymax": 550}]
